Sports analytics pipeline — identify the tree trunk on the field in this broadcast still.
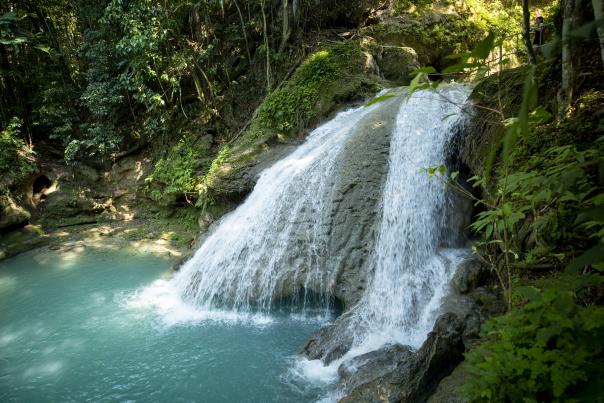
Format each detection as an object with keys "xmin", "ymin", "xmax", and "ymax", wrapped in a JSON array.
[
  {"xmin": 558, "ymin": 0, "xmax": 582, "ymax": 117},
  {"xmin": 279, "ymin": 0, "xmax": 292, "ymax": 53},
  {"xmin": 233, "ymin": 0, "xmax": 252, "ymax": 65},
  {"xmin": 593, "ymin": 0, "xmax": 604, "ymax": 67},
  {"xmin": 523, "ymin": 0, "xmax": 537, "ymax": 64},
  {"xmin": 261, "ymin": 0, "xmax": 272, "ymax": 92}
]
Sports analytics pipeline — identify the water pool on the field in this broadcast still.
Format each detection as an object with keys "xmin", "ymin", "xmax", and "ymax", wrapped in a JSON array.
[{"xmin": 0, "ymin": 247, "xmax": 329, "ymax": 402}]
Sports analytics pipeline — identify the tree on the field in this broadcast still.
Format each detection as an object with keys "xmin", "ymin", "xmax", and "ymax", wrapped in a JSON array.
[{"xmin": 522, "ymin": 0, "xmax": 537, "ymax": 64}]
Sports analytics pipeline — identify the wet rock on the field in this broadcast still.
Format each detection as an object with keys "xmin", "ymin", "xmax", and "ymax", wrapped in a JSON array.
[
  {"xmin": 0, "ymin": 195, "xmax": 31, "ymax": 231},
  {"xmin": 338, "ymin": 344, "xmax": 415, "ymax": 393},
  {"xmin": 450, "ymin": 257, "xmax": 487, "ymax": 295},
  {"xmin": 339, "ymin": 313, "xmax": 465, "ymax": 403},
  {"xmin": 302, "ymin": 315, "xmax": 356, "ymax": 364},
  {"xmin": 329, "ymin": 95, "xmax": 402, "ymax": 309},
  {"xmin": 427, "ymin": 363, "xmax": 469, "ymax": 403}
]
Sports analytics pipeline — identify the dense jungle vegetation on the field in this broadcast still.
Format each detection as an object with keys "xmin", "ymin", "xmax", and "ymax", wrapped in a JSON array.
[{"xmin": 1, "ymin": 0, "xmax": 603, "ymax": 401}]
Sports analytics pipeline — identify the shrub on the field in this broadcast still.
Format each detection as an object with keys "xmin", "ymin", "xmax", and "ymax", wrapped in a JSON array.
[
  {"xmin": 464, "ymin": 281, "xmax": 604, "ymax": 401},
  {"xmin": 0, "ymin": 117, "xmax": 36, "ymax": 186},
  {"xmin": 145, "ymin": 138, "xmax": 208, "ymax": 202}
]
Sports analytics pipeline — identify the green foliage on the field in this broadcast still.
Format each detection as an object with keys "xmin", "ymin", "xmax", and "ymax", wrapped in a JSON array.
[
  {"xmin": 0, "ymin": 118, "xmax": 36, "ymax": 183},
  {"xmin": 255, "ymin": 43, "xmax": 351, "ymax": 134},
  {"xmin": 393, "ymin": 0, "xmax": 432, "ymax": 13},
  {"xmin": 196, "ymin": 145, "xmax": 230, "ymax": 210},
  {"xmin": 464, "ymin": 280, "xmax": 604, "ymax": 402},
  {"xmin": 145, "ymin": 138, "xmax": 208, "ymax": 202}
]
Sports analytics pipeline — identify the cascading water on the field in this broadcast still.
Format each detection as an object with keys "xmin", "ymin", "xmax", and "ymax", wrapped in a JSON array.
[
  {"xmin": 348, "ymin": 84, "xmax": 471, "ymax": 350},
  {"xmin": 135, "ymin": 85, "xmax": 471, "ymax": 370},
  {"xmin": 170, "ymin": 96, "xmax": 389, "ymax": 314}
]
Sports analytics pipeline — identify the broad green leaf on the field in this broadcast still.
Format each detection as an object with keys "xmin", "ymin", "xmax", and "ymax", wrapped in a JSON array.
[
  {"xmin": 565, "ymin": 243, "xmax": 604, "ymax": 274},
  {"xmin": 365, "ymin": 92, "xmax": 398, "ymax": 107},
  {"xmin": 34, "ymin": 44, "xmax": 51, "ymax": 54},
  {"xmin": 471, "ymin": 31, "xmax": 496, "ymax": 60},
  {"xmin": 444, "ymin": 52, "xmax": 472, "ymax": 60}
]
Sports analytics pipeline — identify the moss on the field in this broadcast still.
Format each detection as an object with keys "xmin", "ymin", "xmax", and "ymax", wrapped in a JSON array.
[
  {"xmin": 362, "ymin": 6, "xmax": 485, "ymax": 68},
  {"xmin": 254, "ymin": 41, "xmax": 370, "ymax": 138},
  {"xmin": 198, "ymin": 40, "xmax": 382, "ymax": 201}
]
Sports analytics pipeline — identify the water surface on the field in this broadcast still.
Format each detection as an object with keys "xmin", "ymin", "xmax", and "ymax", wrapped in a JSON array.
[{"xmin": 0, "ymin": 247, "xmax": 327, "ymax": 402}]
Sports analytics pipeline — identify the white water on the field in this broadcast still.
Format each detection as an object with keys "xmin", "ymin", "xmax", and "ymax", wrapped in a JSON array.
[
  {"xmin": 143, "ymin": 93, "xmax": 389, "ymax": 321},
  {"xmin": 133, "ymin": 85, "xmax": 471, "ymax": 385},
  {"xmin": 350, "ymin": 85, "xmax": 471, "ymax": 348}
]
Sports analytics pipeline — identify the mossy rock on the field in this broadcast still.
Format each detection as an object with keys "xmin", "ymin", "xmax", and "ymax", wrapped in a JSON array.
[
  {"xmin": 375, "ymin": 46, "xmax": 419, "ymax": 84},
  {"xmin": 0, "ymin": 225, "xmax": 48, "ymax": 260},
  {"xmin": 360, "ymin": 9, "xmax": 483, "ymax": 69},
  {"xmin": 200, "ymin": 40, "xmax": 386, "ymax": 200},
  {"xmin": 0, "ymin": 195, "xmax": 31, "ymax": 231}
]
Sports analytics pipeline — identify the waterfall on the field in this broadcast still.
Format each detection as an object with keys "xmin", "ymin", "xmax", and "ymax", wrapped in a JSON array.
[
  {"xmin": 137, "ymin": 85, "xmax": 471, "ymax": 355},
  {"xmin": 349, "ymin": 85, "xmax": 470, "ymax": 350},
  {"xmin": 171, "ymin": 96, "xmax": 389, "ymax": 313}
]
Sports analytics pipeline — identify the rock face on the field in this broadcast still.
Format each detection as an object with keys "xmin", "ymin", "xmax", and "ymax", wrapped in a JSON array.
[
  {"xmin": 374, "ymin": 46, "xmax": 420, "ymax": 84},
  {"xmin": 329, "ymin": 95, "xmax": 402, "ymax": 309},
  {"xmin": 302, "ymin": 257, "xmax": 502, "ymax": 402},
  {"xmin": 0, "ymin": 195, "xmax": 30, "ymax": 231},
  {"xmin": 339, "ymin": 314, "xmax": 465, "ymax": 403},
  {"xmin": 427, "ymin": 363, "xmax": 469, "ymax": 403}
]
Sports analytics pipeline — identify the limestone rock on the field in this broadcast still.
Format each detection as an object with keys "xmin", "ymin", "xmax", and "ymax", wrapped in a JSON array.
[
  {"xmin": 0, "ymin": 195, "xmax": 31, "ymax": 231},
  {"xmin": 339, "ymin": 313, "xmax": 465, "ymax": 403},
  {"xmin": 329, "ymin": 95, "xmax": 402, "ymax": 309},
  {"xmin": 0, "ymin": 225, "xmax": 48, "ymax": 260},
  {"xmin": 375, "ymin": 46, "xmax": 419, "ymax": 84}
]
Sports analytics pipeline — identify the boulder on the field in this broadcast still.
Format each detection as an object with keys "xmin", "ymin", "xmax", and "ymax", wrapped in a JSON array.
[
  {"xmin": 0, "ymin": 225, "xmax": 48, "ymax": 260},
  {"xmin": 338, "ymin": 344, "xmax": 415, "ymax": 393},
  {"xmin": 0, "ymin": 195, "xmax": 30, "ymax": 231},
  {"xmin": 302, "ymin": 314, "xmax": 356, "ymax": 364},
  {"xmin": 449, "ymin": 257, "xmax": 487, "ymax": 295},
  {"xmin": 427, "ymin": 363, "xmax": 469, "ymax": 403},
  {"xmin": 375, "ymin": 46, "xmax": 419, "ymax": 84},
  {"xmin": 339, "ymin": 313, "xmax": 465, "ymax": 403}
]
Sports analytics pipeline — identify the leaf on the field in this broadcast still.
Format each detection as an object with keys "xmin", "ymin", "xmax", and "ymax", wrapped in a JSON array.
[
  {"xmin": 438, "ymin": 164, "xmax": 446, "ymax": 175},
  {"xmin": 365, "ymin": 92, "xmax": 398, "ymax": 107},
  {"xmin": 0, "ymin": 11, "xmax": 17, "ymax": 25},
  {"xmin": 565, "ymin": 243, "xmax": 604, "ymax": 274},
  {"xmin": 407, "ymin": 74, "xmax": 430, "ymax": 96},
  {"xmin": 413, "ymin": 66, "xmax": 437, "ymax": 74},
  {"xmin": 34, "ymin": 44, "xmax": 51, "ymax": 54},
  {"xmin": 442, "ymin": 61, "xmax": 482, "ymax": 74},
  {"xmin": 516, "ymin": 286, "xmax": 541, "ymax": 302},
  {"xmin": 0, "ymin": 36, "xmax": 28, "ymax": 45},
  {"xmin": 471, "ymin": 31, "xmax": 496, "ymax": 60},
  {"xmin": 444, "ymin": 52, "xmax": 472, "ymax": 60}
]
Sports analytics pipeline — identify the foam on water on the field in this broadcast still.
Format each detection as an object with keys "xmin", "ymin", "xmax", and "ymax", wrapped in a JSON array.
[{"xmin": 125, "ymin": 279, "xmax": 275, "ymax": 327}]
